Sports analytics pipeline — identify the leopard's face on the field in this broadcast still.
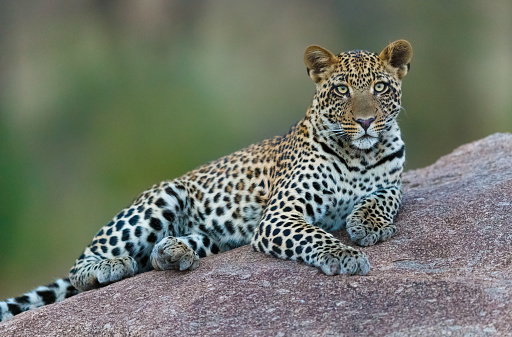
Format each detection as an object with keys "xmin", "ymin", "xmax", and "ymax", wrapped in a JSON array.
[
  {"xmin": 316, "ymin": 52, "xmax": 404, "ymax": 150},
  {"xmin": 305, "ymin": 40, "xmax": 413, "ymax": 150}
]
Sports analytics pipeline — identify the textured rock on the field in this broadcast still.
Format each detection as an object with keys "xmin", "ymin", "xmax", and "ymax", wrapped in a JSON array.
[{"xmin": 1, "ymin": 133, "xmax": 511, "ymax": 336}]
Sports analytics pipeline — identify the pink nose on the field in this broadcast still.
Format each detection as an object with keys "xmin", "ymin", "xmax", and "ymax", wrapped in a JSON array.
[{"xmin": 355, "ymin": 118, "xmax": 375, "ymax": 131}]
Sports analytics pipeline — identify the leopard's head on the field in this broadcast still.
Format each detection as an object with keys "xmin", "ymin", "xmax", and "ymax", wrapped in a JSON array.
[{"xmin": 305, "ymin": 40, "xmax": 413, "ymax": 150}]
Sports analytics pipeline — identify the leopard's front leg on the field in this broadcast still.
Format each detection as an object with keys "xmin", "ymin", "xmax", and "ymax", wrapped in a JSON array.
[
  {"xmin": 346, "ymin": 186, "xmax": 402, "ymax": 246},
  {"xmin": 252, "ymin": 199, "xmax": 370, "ymax": 276}
]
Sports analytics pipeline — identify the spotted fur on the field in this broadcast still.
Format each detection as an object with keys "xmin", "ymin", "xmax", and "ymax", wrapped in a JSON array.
[{"xmin": 1, "ymin": 40, "xmax": 413, "ymax": 321}]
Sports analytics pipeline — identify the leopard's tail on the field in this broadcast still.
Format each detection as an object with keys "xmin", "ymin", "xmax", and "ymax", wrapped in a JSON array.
[{"xmin": 0, "ymin": 277, "xmax": 78, "ymax": 322}]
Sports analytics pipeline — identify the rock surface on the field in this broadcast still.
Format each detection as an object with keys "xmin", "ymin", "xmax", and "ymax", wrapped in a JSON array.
[{"xmin": 1, "ymin": 133, "xmax": 511, "ymax": 336}]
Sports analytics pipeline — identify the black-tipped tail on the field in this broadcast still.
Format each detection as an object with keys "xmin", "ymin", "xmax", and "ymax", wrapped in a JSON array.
[{"xmin": 0, "ymin": 278, "xmax": 78, "ymax": 322}]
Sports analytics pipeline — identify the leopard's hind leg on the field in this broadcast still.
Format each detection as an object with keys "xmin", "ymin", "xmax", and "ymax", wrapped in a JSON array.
[{"xmin": 69, "ymin": 180, "xmax": 196, "ymax": 291}]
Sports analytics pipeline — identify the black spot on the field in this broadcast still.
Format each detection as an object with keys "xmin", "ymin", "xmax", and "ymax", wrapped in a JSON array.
[
  {"xmin": 367, "ymin": 145, "xmax": 405, "ymax": 170},
  {"xmin": 306, "ymin": 204, "xmax": 315, "ymax": 217},
  {"xmin": 293, "ymin": 234, "xmax": 303, "ymax": 241},
  {"xmin": 389, "ymin": 167, "xmax": 401, "ymax": 175},
  {"xmin": 201, "ymin": 236, "xmax": 211, "ymax": 248},
  {"xmin": 14, "ymin": 295, "xmax": 30, "ymax": 304},
  {"xmin": 135, "ymin": 226, "xmax": 143, "ymax": 238},
  {"xmin": 7, "ymin": 303, "xmax": 22, "ymax": 316},
  {"xmin": 106, "ymin": 228, "xmax": 113, "ymax": 236},
  {"xmin": 272, "ymin": 246, "xmax": 282, "ymax": 255},
  {"xmin": 165, "ymin": 186, "xmax": 185, "ymax": 209},
  {"xmin": 125, "ymin": 242, "xmax": 135, "ymax": 254},
  {"xmin": 149, "ymin": 217, "xmax": 162, "ymax": 231},
  {"xmin": 129, "ymin": 215, "xmax": 140, "ymax": 226},
  {"xmin": 109, "ymin": 236, "xmax": 118, "ymax": 246},
  {"xmin": 225, "ymin": 220, "xmax": 235, "ymax": 234},
  {"xmin": 197, "ymin": 248, "xmax": 207, "ymax": 258},
  {"xmin": 111, "ymin": 247, "xmax": 121, "ymax": 256},
  {"xmin": 272, "ymin": 228, "xmax": 281, "ymax": 236},
  {"xmin": 285, "ymin": 249, "xmax": 294, "ymax": 258},
  {"xmin": 283, "ymin": 229, "xmax": 291, "ymax": 236},
  {"xmin": 122, "ymin": 228, "xmax": 131, "ymax": 241},
  {"xmin": 188, "ymin": 240, "xmax": 197, "ymax": 251},
  {"xmin": 36, "ymin": 290, "xmax": 56, "ymax": 305},
  {"xmin": 101, "ymin": 245, "xmax": 108, "ymax": 253},
  {"xmin": 273, "ymin": 237, "xmax": 283, "ymax": 246},
  {"xmin": 99, "ymin": 238, "xmax": 107, "ymax": 244},
  {"xmin": 261, "ymin": 237, "xmax": 269, "ymax": 248},
  {"xmin": 115, "ymin": 220, "xmax": 125, "ymax": 231},
  {"xmin": 144, "ymin": 208, "xmax": 153, "ymax": 220},
  {"xmin": 155, "ymin": 198, "xmax": 167, "ymax": 207},
  {"xmin": 216, "ymin": 207, "xmax": 224, "ymax": 216},
  {"xmin": 147, "ymin": 233, "xmax": 157, "ymax": 243},
  {"xmin": 286, "ymin": 239, "xmax": 294, "ymax": 249},
  {"xmin": 212, "ymin": 219, "xmax": 223, "ymax": 234},
  {"xmin": 163, "ymin": 211, "xmax": 175, "ymax": 223},
  {"xmin": 211, "ymin": 243, "xmax": 220, "ymax": 254},
  {"xmin": 126, "ymin": 208, "xmax": 134, "ymax": 218},
  {"xmin": 165, "ymin": 186, "xmax": 178, "ymax": 198}
]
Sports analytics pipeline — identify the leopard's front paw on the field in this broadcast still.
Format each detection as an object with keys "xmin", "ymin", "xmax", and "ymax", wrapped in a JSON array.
[
  {"xmin": 150, "ymin": 236, "xmax": 199, "ymax": 271},
  {"xmin": 346, "ymin": 213, "xmax": 396, "ymax": 246},
  {"xmin": 318, "ymin": 246, "xmax": 370, "ymax": 276}
]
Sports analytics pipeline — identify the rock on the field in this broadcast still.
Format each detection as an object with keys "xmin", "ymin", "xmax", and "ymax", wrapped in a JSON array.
[{"xmin": 1, "ymin": 133, "xmax": 511, "ymax": 336}]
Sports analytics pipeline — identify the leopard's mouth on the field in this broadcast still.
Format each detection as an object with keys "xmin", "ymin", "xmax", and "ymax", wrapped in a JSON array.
[
  {"xmin": 352, "ymin": 134, "xmax": 379, "ymax": 150},
  {"xmin": 355, "ymin": 134, "xmax": 378, "ymax": 142}
]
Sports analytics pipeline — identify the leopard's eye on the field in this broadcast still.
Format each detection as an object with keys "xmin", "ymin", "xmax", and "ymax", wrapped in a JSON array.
[
  {"xmin": 334, "ymin": 85, "xmax": 349, "ymax": 96},
  {"xmin": 374, "ymin": 82, "xmax": 387, "ymax": 93}
]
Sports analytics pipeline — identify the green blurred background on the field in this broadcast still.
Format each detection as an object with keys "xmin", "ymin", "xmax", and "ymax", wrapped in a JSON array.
[{"xmin": 0, "ymin": 1, "xmax": 511, "ymax": 298}]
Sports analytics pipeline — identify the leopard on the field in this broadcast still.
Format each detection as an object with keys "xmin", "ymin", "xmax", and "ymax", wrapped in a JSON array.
[{"xmin": 0, "ymin": 39, "xmax": 413, "ymax": 322}]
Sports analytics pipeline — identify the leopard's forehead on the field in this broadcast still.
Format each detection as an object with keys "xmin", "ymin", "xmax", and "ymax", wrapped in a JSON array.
[{"xmin": 334, "ymin": 50, "xmax": 385, "ymax": 88}]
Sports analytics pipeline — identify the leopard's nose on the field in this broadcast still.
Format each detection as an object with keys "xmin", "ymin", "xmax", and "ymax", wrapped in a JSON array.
[{"xmin": 355, "ymin": 118, "xmax": 375, "ymax": 131}]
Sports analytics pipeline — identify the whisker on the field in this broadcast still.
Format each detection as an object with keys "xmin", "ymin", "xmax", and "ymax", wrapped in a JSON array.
[{"xmin": 317, "ymin": 127, "xmax": 350, "ymax": 141}]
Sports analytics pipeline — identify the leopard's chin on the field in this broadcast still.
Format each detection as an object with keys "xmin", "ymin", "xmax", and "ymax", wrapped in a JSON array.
[{"xmin": 352, "ymin": 135, "xmax": 379, "ymax": 150}]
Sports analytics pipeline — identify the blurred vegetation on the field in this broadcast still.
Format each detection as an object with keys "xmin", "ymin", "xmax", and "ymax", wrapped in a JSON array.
[{"xmin": 0, "ymin": 0, "xmax": 510, "ymax": 298}]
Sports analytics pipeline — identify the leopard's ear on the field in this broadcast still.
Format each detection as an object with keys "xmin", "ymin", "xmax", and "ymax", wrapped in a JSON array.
[
  {"xmin": 379, "ymin": 40, "xmax": 413, "ymax": 80},
  {"xmin": 304, "ymin": 45, "xmax": 337, "ymax": 83}
]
